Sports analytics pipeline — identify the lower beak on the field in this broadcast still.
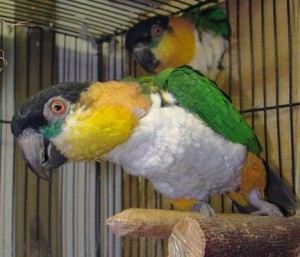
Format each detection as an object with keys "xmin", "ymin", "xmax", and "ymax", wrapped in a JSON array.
[{"xmin": 17, "ymin": 128, "xmax": 67, "ymax": 181}]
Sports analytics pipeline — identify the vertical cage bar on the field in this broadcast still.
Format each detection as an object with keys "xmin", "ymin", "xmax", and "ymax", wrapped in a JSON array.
[
  {"xmin": 272, "ymin": 0, "xmax": 283, "ymax": 177},
  {"xmin": 47, "ymin": 30, "xmax": 56, "ymax": 257},
  {"xmin": 35, "ymin": 28, "xmax": 43, "ymax": 257},
  {"xmin": 0, "ymin": 20, "xmax": 3, "ymax": 257},
  {"xmin": 286, "ymin": 0, "xmax": 296, "ymax": 193},
  {"xmin": 113, "ymin": 32, "xmax": 122, "ymax": 252},
  {"xmin": 83, "ymin": 42, "xmax": 89, "ymax": 257},
  {"xmin": 72, "ymin": 37, "xmax": 77, "ymax": 257},
  {"xmin": 12, "ymin": 24, "xmax": 17, "ymax": 257},
  {"xmin": 96, "ymin": 39, "xmax": 103, "ymax": 257},
  {"xmin": 1, "ymin": 1, "xmax": 298, "ymax": 257},
  {"xmin": 248, "ymin": 0, "xmax": 256, "ymax": 129},
  {"xmin": 23, "ymin": 27, "xmax": 30, "ymax": 257},
  {"xmin": 0, "ymin": 21, "xmax": 2, "ymax": 223},
  {"xmin": 0, "ymin": 19, "xmax": 15, "ymax": 257},
  {"xmin": 225, "ymin": 0, "xmax": 233, "ymax": 97},
  {"xmin": 236, "ymin": 0, "xmax": 243, "ymax": 111},
  {"xmin": 59, "ymin": 34, "xmax": 66, "ymax": 257},
  {"xmin": 261, "ymin": 0, "xmax": 269, "ymax": 162}
]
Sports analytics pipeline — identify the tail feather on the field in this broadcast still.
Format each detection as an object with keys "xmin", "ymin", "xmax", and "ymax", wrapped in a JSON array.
[{"xmin": 264, "ymin": 161, "xmax": 298, "ymax": 214}]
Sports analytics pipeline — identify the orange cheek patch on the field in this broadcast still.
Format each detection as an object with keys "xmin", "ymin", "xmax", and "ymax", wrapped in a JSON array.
[{"xmin": 153, "ymin": 16, "xmax": 196, "ymax": 72}]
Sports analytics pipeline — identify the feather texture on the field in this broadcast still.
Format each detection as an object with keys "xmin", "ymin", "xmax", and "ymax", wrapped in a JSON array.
[
  {"xmin": 154, "ymin": 67, "xmax": 263, "ymax": 154},
  {"xmin": 182, "ymin": 3, "xmax": 231, "ymax": 40},
  {"xmin": 125, "ymin": 2, "xmax": 230, "ymax": 80},
  {"xmin": 11, "ymin": 67, "xmax": 296, "ymax": 216},
  {"xmin": 52, "ymin": 81, "xmax": 151, "ymax": 161},
  {"xmin": 104, "ymin": 94, "xmax": 247, "ymax": 200}
]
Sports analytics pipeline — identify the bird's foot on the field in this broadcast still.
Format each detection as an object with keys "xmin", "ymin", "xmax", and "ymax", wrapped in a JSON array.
[
  {"xmin": 191, "ymin": 201, "xmax": 216, "ymax": 217},
  {"xmin": 248, "ymin": 189, "xmax": 283, "ymax": 217}
]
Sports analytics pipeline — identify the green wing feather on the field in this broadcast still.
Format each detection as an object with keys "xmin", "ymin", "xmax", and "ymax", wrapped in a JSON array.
[
  {"xmin": 182, "ymin": 2, "xmax": 231, "ymax": 40},
  {"xmin": 153, "ymin": 66, "xmax": 262, "ymax": 154}
]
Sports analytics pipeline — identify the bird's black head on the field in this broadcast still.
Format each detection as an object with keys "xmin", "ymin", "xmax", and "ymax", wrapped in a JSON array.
[
  {"xmin": 125, "ymin": 15, "xmax": 169, "ymax": 73},
  {"xmin": 11, "ymin": 82, "xmax": 90, "ymax": 180},
  {"xmin": 125, "ymin": 15, "xmax": 169, "ymax": 53}
]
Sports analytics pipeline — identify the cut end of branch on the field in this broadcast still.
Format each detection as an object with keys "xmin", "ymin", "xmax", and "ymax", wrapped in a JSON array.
[{"xmin": 169, "ymin": 218, "xmax": 206, "ymax": 257}]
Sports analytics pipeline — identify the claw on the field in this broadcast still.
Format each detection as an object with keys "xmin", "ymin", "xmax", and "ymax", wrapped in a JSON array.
[{"xmin": 248, "ymin": 189, "xmax": 284, "ymax": 217}]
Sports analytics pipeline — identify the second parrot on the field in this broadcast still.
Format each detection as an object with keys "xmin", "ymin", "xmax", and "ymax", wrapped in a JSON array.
[{"xmin": 125, "ymin": 2, "xmax": 230, "ymax": 80}]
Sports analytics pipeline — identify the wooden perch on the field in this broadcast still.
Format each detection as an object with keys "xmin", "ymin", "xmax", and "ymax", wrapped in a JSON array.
[
  {"xmin": 106, "ymin": 208, "xmax": 300, "ymax": 257},
  {"xmin": 169, "ymin": 218, "xmax": 206, "ymax": 257},
  {"xmin": 106, "ymin": 208, "xmax": 204, "ymax": 238}
]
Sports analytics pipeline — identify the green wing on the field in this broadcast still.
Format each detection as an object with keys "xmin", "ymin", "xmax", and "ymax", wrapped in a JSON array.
[
  {"xmin": 154, "ymin": 66, "xmax": 262, "ymax": 154},
  {"xmin": 182, "ymin": 2, "xmax": 231, "ymax": 40}
]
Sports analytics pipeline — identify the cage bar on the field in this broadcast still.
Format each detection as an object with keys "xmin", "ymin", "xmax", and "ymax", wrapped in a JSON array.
[{"xmin": 0, "ymin": 0, "xmax": 299, "ymax": 256}]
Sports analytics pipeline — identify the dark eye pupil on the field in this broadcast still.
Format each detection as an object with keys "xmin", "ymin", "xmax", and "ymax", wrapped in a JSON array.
[
  {"xmin": 50, "ymin": 100, "xmax": 66, "ymax": 115},
  {"xmin": 54, "ymin": 104, "xmax": 62, "ymax": 111},
  {"xmin": 152, "ymin": 25, "xmax": 162, "ymax": 37}
]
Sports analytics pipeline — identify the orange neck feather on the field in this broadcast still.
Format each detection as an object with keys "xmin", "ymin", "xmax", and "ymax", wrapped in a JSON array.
[{"xmin": 153, "ymin": 16, "xmax": 196, "ymax": 73}]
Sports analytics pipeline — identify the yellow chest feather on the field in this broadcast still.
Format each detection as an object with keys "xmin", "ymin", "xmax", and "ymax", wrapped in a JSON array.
[{"xmin": 53, "ymin": 81, "xmax": 151, "ymax": 161}]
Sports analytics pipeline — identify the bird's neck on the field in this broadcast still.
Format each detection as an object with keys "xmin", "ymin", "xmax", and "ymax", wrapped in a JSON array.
[{"xmin": 189, "ymin": 30, "xmax": 228, "ymax": 80}]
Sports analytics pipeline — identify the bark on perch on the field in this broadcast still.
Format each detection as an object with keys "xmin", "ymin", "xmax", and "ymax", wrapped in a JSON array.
[{"xmin": 106, "ymin": 208, "xmax": 300, "ymax": 257}]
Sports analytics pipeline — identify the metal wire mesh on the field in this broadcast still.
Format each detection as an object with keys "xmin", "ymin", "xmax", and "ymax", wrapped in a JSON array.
[
  {"xmin": 0, "ymin": 0, "xmax": 205, "ymax": 39},
  {"xmin": 0, "ymin": 0, "xmax": 299, "ymax": 257}
]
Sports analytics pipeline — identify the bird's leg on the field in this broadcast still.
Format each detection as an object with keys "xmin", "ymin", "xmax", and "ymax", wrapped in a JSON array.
[
  {"xmin": 248, "ymin": 189, "xmax": 283, "ymax": 217},
  {"xmin": 191, "ymin": 198, "xmax": 216, "ymax": 217}
]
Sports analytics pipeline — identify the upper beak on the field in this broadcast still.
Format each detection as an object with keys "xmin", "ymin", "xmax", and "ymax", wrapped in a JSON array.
[
  {"xmin": 133, "ymin": 43, "xmax": 159, "ymax": 73},
  {"xmin": 17, "ymin": 128, "xmax": 67, "ymax": 181}
]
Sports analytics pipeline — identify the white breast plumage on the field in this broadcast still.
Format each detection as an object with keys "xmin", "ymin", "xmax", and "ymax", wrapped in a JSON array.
[
  {"xmin": 189, "ymin": 30, "xmax": 228, "ymax": 80},
  {"xmin": 104, "ymin": 94, "xmax": 247, "ymax": 201}
]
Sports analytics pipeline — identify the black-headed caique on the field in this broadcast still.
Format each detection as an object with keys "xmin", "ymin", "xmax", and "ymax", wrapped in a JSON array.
[
  {"xmin": 125, "ymin": 2, "xmax": 230, "ymax": 80},
  {"xmin": 11, "ymin": 66, "xmax": 297, "ymax": 217}
]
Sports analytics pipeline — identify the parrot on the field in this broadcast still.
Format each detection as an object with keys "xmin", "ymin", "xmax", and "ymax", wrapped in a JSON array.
[
  {"xmin": 125, "ymin": 1, "xmax": 230, "ymax": 80},
  {"xmin": 11, "ymin": 66, "xmax": 297, "ymax": 217}
]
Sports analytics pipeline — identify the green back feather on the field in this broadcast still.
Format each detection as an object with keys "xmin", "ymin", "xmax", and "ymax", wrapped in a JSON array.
[
  {"xmin": 182, "ymin": 2, "xmax": 231, "ymax": 40},
  {"xmin": 153, "ymin": 66, "xmax": 262, "ymax": 154}
]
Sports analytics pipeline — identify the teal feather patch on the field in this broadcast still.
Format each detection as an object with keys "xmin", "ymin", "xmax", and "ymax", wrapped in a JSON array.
[{"xmin": 39, "ymin": 121, "xmax": 63, "ymax": 138}]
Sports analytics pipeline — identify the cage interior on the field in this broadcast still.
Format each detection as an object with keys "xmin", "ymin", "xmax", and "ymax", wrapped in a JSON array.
[{"xmin": 0, "ymin": 0, "xmax": 299, "ymax": 257}]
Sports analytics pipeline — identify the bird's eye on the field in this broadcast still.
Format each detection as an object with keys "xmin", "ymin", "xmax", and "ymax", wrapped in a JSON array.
[
  {"xmin": 151, "ymin": 24, "xmax": 163, "ymax": 37},
  {"xmin": 50, "ymin": 100, "xmax": 65, "ymax": 115},
  {"xmin": 44, "ymin": 96, "xmax": 70, "ymax": 122}
]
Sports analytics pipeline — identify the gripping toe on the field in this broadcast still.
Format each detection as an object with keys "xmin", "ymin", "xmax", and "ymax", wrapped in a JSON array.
[
  {"xmin": 248, "ymin": 189, "xmax": 284, "ymax": 217},
  {"xmin": 191, "ymin": 201, "xmax": 217, "ymax": 217}
]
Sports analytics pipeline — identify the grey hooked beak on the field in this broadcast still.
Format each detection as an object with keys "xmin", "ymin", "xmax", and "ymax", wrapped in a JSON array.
[
  {"xmin": 17, "ymin": 128, "xmax": 67, "ymax": 181},
  {"xmin": 133, "ymin": 43, "xmax": 160, "ymax": 73}
]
